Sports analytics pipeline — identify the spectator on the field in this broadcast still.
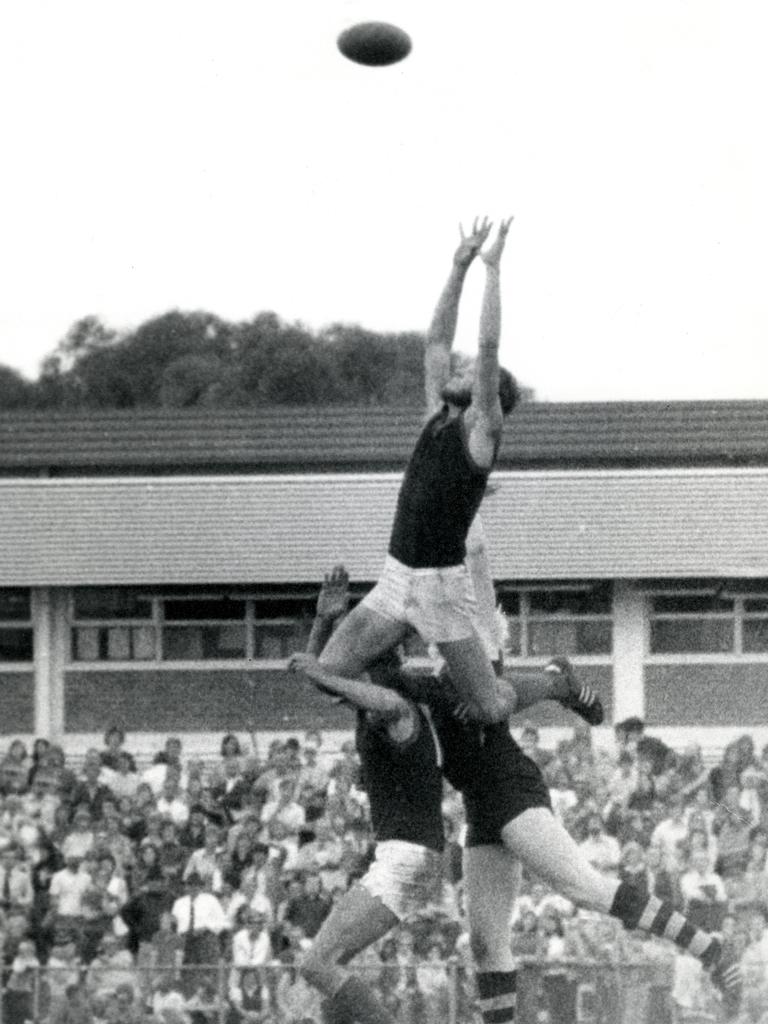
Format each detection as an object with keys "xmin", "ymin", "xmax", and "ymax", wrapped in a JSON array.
[
  {"xmin": 156, "ymin": 771, "xmax": 190, "ymax": 828},
  {"xmin": 714, "ymin": 785, "xmax": 754, "ymax": 879},
  {"xmin": 143, "ymin": 740, "xmax": 185, "ymax": 797},
  {"xmin": 69, "ymin": 754, "xmax": 113, "ymax": 823},
  {"xmin": 49, "ymin": 982, "xmax": 95, "ymax": 1024},
  {"xmin": 86, "ymin": 933, "xmax": 138, "ymax": 1001},
  {"xmin": 183, "ymin": 823, "xmax": 224, "ymax": 892},
  {"xmin": 518, "ymin": 722, "xmax": 555, "ymax": 770},
  {"xmin": 578, "ymin": 813, "xmax": 621, "ymax": 875},
  {"xmin": 279, "ymin": 870, "xmax": 332, "ymax": 940},
  {"xmin": 171, "ymin": 874, "xmax": 227, "ymax": 994},
  {"xmin": 105, "ymin": 754, "xmax": 140, "ymax": 803},
  {"xmin": 679, "ymin": 849, "xmax": 727, "ymax": 931},
  {"xmin": 260, "ymin": 779, "xmax": 305, "ymax": 836},
  {"xmin": 178, "ymin": 806, "xmax": 209, "ymax": 854},
  {"xmin": 49, "ymin": 853, "xmax": 91, "ymax": 941},
  {"xmin": 510, "ymin": 909, "xmax": 541, "ymax": 958},
  {"xmin": 151, "ymin": 975, "xmax": 190, "ymax": 1024},
  {"xmin": 47, "ymin": 936, "xmax": 83, "ymax": 1008},
  {"xmin": 227, "ymin": 966, "xmax": 269, "ymax": 1024},
  {"xmin": 618, "ymin": 841, "xmax": 650, "ymax": 898},
  {"xmin": 644, "ymin": 844, "xmax": 679, "ymax": 906},
  {"xmin": 650, "ymin": 793, "xmax": 689, "ymax": 872},
  {"xmin": 0, "ymin": 843, "xmax": 34, "ymax": 912},
  {"xmin": 4, "ymin": 938, "xmax": 41, "ymax": 1024},
  {"xmin": 741, "ymin": 908, "xmax": 768, "ymax": 991},
  {"xmin": 100, "ymin": 728, "xmax": 137, "ymax": 774},
  {"xmin": 22, "ymin": 767, "xmax": 61, "ymax": 835},
  {"xmin": 221, "ymin": 832, "xmax": 254, "ymax": 891},
  {"xmin": 615, "ymin": 717, "xmax": 674, "ymax": 777},
  {"xmin": 226, "ymin": 876, "xmax": 273, "ymax": 931},
  {"xmin": 106, "ymin": 981, "xmax": 145, "ymax": 1024},
  {"xmin": 231, "ymin": 909, "xmax": 272, "ymax": 971}
]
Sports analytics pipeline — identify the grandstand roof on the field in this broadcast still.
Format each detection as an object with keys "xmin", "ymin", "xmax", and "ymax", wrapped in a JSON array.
[{"xmin": 2, "ymin": 399, "xmax": 768, "ymax": 473}]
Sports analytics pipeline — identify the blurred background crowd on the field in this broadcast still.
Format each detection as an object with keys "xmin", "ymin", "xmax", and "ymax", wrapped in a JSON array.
[{"xmin": 2, "ymin": 716, "xmax": 768, "ymax": 1024}]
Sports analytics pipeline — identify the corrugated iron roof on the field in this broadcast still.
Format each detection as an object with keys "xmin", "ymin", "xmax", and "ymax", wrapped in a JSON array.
[
  {"xmin": 2, "ymin": 400, "xmax": 768, "ymax": 472},
  {"xmin": 4, "ymin": 468, "xmax": 768, "ymax": 585}
]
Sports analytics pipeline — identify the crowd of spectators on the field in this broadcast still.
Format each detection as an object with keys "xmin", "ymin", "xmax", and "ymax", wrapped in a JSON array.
[{"xmin": 2, "ymin": 716, "xmax": 768, "ymax": 1023}]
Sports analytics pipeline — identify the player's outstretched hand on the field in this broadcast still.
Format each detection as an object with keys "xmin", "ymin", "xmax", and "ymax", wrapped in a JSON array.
[
  {"xmin": 316, "ymin": 565, "xmax": 349, "ymax": 621},
  {"xmin": 454, "ymin": 217, "xmax": 493, "ymax": 268},
  {"xmin": 481, "ymin": 217, "xmax": 514, "ymax": 269}
]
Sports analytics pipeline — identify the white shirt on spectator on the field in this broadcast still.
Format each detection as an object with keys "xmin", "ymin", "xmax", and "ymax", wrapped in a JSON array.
[
  {"xmin": 231, "ymin": 926, "xmax": 272, "ymax": 967},
  {"xmin": 156, "ymin": 795, "xmax": 190, "ymax": 826},
  {"xmin": 650, "ymin": 817, "xmax": 688, "ymax": 871},
  {"xmin": 260, "ymin": 799, "xmax": 305, "ymax": 834},
  {"xmin": 171, "ymin": 892, "xmax": 228, "ymax": 934},
  {"xmin": 143, "ymin": 763, "xmax": 187, "ymax": 796},
  {"xmin": 49, "ymin": 867, "xmax": 92, "ymax": 916}
]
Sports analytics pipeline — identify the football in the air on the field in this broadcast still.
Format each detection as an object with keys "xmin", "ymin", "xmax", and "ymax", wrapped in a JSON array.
[{"xmin": 337, "ymin": 21, "xmax": 412, "ymax": 67}]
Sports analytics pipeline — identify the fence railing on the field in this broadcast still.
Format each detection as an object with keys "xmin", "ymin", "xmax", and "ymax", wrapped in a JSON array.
[{"xmin": 0, "ymin": 958, "xmax": 692, "ymax": 1024}]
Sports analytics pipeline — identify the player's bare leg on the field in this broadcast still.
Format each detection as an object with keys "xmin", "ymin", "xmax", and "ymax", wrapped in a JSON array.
[
  {"xmin": 318, "ymin": 601, "xmax": 409, "ymax": 678},
  {"xmin": 463, "ymin": 846, "xmax": 521, "ymax": 1024},
  {"xmin": 501, "ymin": 808, "xmax": 737, "ymax": 986},
  {"xmin": 300, "ymin": 883, "xmax": 400, "ymax": 1024},
  {"xmin": 437, "ymin": 631, "xmax": 511, "ymax": 723}
]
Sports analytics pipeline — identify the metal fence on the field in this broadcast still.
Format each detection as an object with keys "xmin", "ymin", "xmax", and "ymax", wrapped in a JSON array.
[{"xmin": 0, "ymin": 959, "xmax": 686, "ymax": 1024}]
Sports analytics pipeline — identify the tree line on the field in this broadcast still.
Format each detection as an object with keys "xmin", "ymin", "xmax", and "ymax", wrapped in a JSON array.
[{"xmin": 0, "ymin": 310, "xmax": 531, "ymax": 411}]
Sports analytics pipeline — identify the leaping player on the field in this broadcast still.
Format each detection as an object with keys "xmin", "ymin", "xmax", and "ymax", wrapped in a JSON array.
[{"xmin": 318, "ymin": 217, "xmax": 519, "ymax": 722}]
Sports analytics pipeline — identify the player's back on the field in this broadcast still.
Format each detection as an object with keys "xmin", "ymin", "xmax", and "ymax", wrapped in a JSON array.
[{"xmin": 389, "ymin": 409, "xmax": 491, "ymax": 569}]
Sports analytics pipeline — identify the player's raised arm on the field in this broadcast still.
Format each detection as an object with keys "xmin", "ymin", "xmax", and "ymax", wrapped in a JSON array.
[
  {"xmin": 423, "ymin": 217, "xmax": 492, "ymax": 416},
  {"xmin": 468, "ymin": 217, "xmax": 513, "ymax": 466}
]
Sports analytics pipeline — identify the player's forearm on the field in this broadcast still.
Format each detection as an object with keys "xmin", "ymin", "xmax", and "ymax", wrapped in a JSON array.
[
  {"xmin": 475, "ymin": 266, "xmax": 502, "ymax": 410},
  {"xmin": 306, "ymin": 614, "xmax": 337, "ymax": 657},
  {"xmin": 301, "ymin": 663, "xmax": 405, "ymax": 718},
  {"xmin": 427, "ymin": 263, "xmax": 469, "ymax": 351}
]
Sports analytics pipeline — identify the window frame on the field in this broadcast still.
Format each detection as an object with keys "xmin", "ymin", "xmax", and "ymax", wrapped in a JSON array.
[
  {"xmin": 0, "ymin": 587, "xmax": 34, "ymax": 666},
  {"xmin": 497, "ymin": 583, "xmax": 614, "ymax": 661},
  {"xmin": 645, "ymin": 588, "xmax": 768, "ymax": 661}
]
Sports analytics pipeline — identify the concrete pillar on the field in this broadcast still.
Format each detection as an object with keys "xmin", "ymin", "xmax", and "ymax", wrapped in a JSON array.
[
  {"xmin": 612, "ymin": 581, "xmax": 646, "ymax": 722},
  {"xmin": 31, "ymin": 587, "xmax": 66, "ymax": 741}
]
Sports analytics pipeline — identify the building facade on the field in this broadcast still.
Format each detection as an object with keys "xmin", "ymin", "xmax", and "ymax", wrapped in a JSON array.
[{"xmin": 2, "ymin": 401, "xmax": 768, "ymax": 753}]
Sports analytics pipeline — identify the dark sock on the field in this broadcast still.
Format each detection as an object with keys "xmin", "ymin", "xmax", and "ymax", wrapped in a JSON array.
[
  {"xmin": 476, "ymin": 971, "xmax": 516, "ymax": 1023},
  {"xmin": 609, "ymin": 882, "xmax": 716, "ymax": 960},
  {"xmin": 326, "ymin": 976, "xmax": 395, "ymax": 1024}
]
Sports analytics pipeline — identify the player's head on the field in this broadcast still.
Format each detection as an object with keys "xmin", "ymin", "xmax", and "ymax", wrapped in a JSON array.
[{"xmin": 441, "ymin": 355, "xmax": 519, "ymax": 417}]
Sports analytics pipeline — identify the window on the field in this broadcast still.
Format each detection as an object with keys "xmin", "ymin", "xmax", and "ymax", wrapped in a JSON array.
[
  {"xmin": 71, "ymin": 588, "xmax": 156, "ymax": 663},
  {"xmin": 0, "ymin": 589, "xmax": 33, "ymax": 662},
  {"xmin": 648, "ymin": 594, "xmax": 735, "ymax": 654},
  {"xmin": 163, "ymin": 598, "xmax": 247, "ymax": 661},
  {"xmin": 742, "ymin": 599, "xmax": 768, "ymax": 653},
  {"xmin": 252, "ymin": 599, "xmax": 314, "ymax": 660},
  {"xmin": 498, "ymin": 585, "xmax": 612, "ymax": 658},
  {"xmin": 69, "ymin": 589, "xmax": 317, "ymax": 663}
]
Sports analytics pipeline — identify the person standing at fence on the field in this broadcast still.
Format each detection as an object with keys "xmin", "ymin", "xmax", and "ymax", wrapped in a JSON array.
[
  {"xmin": 316, "ymin": 218, "xmax": 524, "ymax": 725},
  {"xmin": 171, "ymin": 872, "xmax": 228, "ymax": 995}
]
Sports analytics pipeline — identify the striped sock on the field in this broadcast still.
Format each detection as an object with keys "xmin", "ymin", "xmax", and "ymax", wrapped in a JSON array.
[
  {"xmin": 609, "ymin": 882, "xmax": 717, "ymax": 960},
  {"xmin": 476, "ymin": 971, "xmax": 516, "ymax": 1024}
]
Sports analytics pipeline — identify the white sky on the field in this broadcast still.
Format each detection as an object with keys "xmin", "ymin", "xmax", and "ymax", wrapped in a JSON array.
[{"xmin": 1, "ymin": 0, "xmax": 767, "ymax": 401}]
